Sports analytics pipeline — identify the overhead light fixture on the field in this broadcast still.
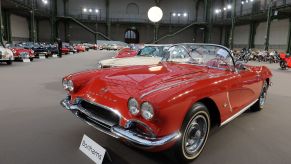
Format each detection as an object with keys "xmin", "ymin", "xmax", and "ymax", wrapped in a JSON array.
[
  {"xmin": 241, "ymin": 1, "xmax": 245, "ymax": 5},
  {"xmin": 83, "ymin": 8, "xmax": 87, "ymax": 12},
  {"xmin": 42, "ymin": 0, "xmax": 48, "ymax": 5},
  {"xmin": 172, "ymin": 13, "xmax": 176, "ymax": 17},
  {"xmin": 227, "ymin": 5, "xmax": 232, "ymax": 9},
  {"xmin": 95, "ymin": 9, "xmax": 99, "ymax": 13},
  {"xmin": 147, "ymin": 6, "xmax": 163, "ymax": 23},
  {"xmin": 183, "ymin": 13, "xmax": 188, "ymax": 17},
  {"xmin": 89, "ymin": 9, "xmax": 92, "ymax": 12},
  {"xmin": 223, "ymin": 7, "xmax": 227, "ymax": 11},
  {"xmin": 177, "ymin": 13, "xmax": 181, "ymax": 17}
]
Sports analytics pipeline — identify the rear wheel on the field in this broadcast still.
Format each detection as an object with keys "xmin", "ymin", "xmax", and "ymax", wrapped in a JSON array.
[
  {"xmin": 251, "ymin": 81, "xmax": 268, "ymax": 112},
  {"xmin": 29, "ymin": 58, "xmax": 34, "ymax": 62},
  {"xmin": 6, "ymin": 60, "xmax": 12, "ymax": 65},
  {"xmin": 176, "ymin": 103, "xmax": 210, "ymax": 162},
  {"xmin": 280, "ymin": 60, "xmax": 287, "ymax": 70}
]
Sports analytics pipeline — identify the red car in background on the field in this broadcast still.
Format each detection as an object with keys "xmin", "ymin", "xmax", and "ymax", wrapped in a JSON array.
[
  {"xmin": 61, "ymin": 44, "xmax": 272, "ymax": 162},
  {"xmin": 74, "ymin": 44, "xmax": 86, "ymax": 53},
  {"xmin": 61, "ymin": 47, "xmax": 70, "ymax": 55},
  {"xmin": 279, "ymin": 52, "xmax": 291, "ymax": 69},
  {"xmin": 115, "ymin": 48, "xmax": 138, "ymax": 58},
  {"xmin": 10, "ymin": 46, "xmax": 35, "ymax": 61},
  {"xmin": 115, "ymin": 44, "xmax": 144, "ymax": 58}
]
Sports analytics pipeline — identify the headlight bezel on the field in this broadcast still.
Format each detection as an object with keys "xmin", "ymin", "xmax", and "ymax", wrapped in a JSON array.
[
  {"xmin": 141, "ymin": 102, "xmax": 155, "ymax": 120},
  {"xmin": 62, "ymin": 79, "xmax": 74, "ymax": 92},
  {"xmin": 128, "ymin": 98, "xmax": 140, "ymax": 116}
]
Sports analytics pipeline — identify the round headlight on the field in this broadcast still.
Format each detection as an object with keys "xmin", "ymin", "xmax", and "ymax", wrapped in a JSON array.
[
  {"xmin": 141, "ymin": 102, "xmax": 154, "ymax": 120},
  {"xmin": 67, "ymin": 80, "xmax": 74, "ymax": 92},
  {"xmin": 97, "ymin": 62, "xmax": 102, "ymax": 69},
  {"xmin": 62, "ymin": 80, "xmax": 68, "ymax": 90},
  {"xmin": 128, "ymin": 98, "xmax": 140, "ymax": 115}
]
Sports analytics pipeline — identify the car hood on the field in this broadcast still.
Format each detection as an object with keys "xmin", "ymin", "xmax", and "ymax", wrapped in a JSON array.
[
  {"xmin": 100, "ymin": 56, "xmax": 162, "ymax": 67},
  {"xmin": 79, "ymin": 62, "xmax": 211, "ymax": 102}
]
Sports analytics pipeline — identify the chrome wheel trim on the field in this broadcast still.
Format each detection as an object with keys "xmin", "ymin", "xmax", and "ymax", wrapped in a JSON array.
[
  {"xmin": 259, "ymin": 82, "xmax": 268, "ymax": 108},
  {"xmin": 182, "ymin": 111, "xmax": 209, "ymax": 159}
]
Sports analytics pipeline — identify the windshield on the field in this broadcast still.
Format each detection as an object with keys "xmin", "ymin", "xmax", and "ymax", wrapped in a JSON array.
[
  {"xmin": 137, "ymin": 46, "xmax": 170, "ymax": 58},
  {"xmin": 164, "ymin": 44, "xmax": 234, "ymax": 71}
]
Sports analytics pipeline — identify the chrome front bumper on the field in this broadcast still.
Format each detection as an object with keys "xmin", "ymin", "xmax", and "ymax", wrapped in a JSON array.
[{"xmin": 60, "ymin": 98, "xmax": 181, "ymax": 148}]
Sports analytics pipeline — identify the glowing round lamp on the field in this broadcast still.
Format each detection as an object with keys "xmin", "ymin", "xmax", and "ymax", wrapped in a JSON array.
[{"xmin": 148, "ymin": 6, "xmax": 163, "ymax": 23}]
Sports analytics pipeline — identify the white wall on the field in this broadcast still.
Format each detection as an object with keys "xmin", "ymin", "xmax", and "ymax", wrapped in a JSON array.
[
  {"xmin": 10, "ymin": 14, "xmax": 29, "ymax": 41},
  {"xmin": 234, "ymin": 25, "xmax": 250, "ymax": 48},
  {"xmin": 254, "ymin": 21, "xmax": 267, "ymax": 49},
  {"xmin": 269, "ymin": 19, "xmax": 289, "ymax": 50}
]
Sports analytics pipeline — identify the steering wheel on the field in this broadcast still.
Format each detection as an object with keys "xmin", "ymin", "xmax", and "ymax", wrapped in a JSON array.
[{"xmin": 207, "ymin": 58, "xmax": 231, "ymax": 70}]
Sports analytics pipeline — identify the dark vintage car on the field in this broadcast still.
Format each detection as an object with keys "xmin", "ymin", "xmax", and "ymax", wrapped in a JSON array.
[{"xmin": 61, "ymin": 44, "xmax": 272, "ymax": 162}]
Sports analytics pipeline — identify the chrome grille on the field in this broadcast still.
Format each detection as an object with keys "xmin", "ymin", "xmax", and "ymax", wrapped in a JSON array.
[{"xmin": 78, "ymin": 99, "xmax": 120, "ymax": 127}]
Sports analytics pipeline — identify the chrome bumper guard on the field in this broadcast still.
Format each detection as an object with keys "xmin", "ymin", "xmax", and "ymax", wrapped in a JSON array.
[{"xmin": 61, "ymin": 98, "xmax": 181, "ymax": 148}]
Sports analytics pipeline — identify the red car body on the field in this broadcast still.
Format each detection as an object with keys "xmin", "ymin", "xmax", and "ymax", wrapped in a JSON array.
[
  {"xmin": 115, "ymin": 48, "xmax": 138, "ymax": 58},
  {"xmin": 61, "ymin": 44, "xmax": 272, "ymax": 161},
  {"xmin": 10, "ymin": 47, "xmax": 35, "ymax": 61},
  {"xmin": 61, "ymin": 48, "xmax": 70, "ymax": 54},
  {"xmin": 74, "ymin": 45, "xmax": 86, "ymax": 53},
  {"xmin": 279, "ymin": 53, "xmax": 291, "ymax": 69}
]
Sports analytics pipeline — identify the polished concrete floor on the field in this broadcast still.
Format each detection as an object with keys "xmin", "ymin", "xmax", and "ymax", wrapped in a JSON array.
[{"xmin": 0, "ymin": 51, "xmax": 290, "ymax": 164}]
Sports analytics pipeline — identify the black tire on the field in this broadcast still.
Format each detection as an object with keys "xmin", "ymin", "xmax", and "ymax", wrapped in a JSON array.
[
  {"xmin": 250, "ymin": 81, "xmax": 268, "ymax": 112},
  {"xmin": 280, "ymin": 60, "xmax": 287, "ymax": 70},
  {"xmin": 6, "ymin": 60, "xmax": 12, "ymax": 65},
  {"xmin": 30, "ymin": 58, "xmax": 34, "ymax": 62},
  {"xmin": 175, "ymin": 103, "xmax": 210, "ymax": 162}
]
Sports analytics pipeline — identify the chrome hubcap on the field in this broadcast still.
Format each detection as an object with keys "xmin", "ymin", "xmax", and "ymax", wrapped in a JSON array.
[{"xmin": 184, "ymin": 115, "xmax": 208, "ymax": 156}]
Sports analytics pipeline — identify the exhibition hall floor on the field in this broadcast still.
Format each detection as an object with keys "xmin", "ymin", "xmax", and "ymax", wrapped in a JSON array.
[{"xmin": 0, "ymin": 51, "xmax": 290, "ymax": 164}]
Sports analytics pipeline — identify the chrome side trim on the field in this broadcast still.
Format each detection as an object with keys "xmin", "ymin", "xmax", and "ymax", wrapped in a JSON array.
[{"xmin": 220, "ymin": 99, "xmax": 258, "ymax": 126}]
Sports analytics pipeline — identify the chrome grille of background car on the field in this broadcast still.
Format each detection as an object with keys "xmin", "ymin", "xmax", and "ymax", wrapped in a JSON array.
[
  {"xmin": 20, "ymin": 52, "xmax": 29, "ymax": 58},
  {"xmin": 78, "ymin": 99, "xmax": 120, "ymax": 128}
]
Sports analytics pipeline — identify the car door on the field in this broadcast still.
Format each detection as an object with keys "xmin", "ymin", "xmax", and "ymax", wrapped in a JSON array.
[{"xmin": 228, "ymin": 65, "xmax": 261, "ymax": 113}]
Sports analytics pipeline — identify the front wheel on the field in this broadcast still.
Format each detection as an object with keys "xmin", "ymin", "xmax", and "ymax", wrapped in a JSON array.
[
  {"xmin": 251, "ymin": 81, "xmax": 268, "ymax": 112},
  {"xmin": 175, "ymin": 103, "xmax": 210, "ymax": 162}
]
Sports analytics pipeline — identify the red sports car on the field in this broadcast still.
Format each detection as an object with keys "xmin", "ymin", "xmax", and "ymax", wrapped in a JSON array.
[
  {"xmin": 10, "ymin": 46, "xmax": 35, "ymax": 61},
  {"xmin": 74, "ymin": 44, "xmax": 86, "ymax": 53},
  {"xmin": 279, "ymin": 52, "xmax": 291, "ymax": 69},
  {"xmin": 115, "ymin": 48, "xmax": 138, "ymax": 58},
  {"xmin": 61, "ymin": 44, "xmax": 272, "ymax": 162},
  {"xmin": 61, "ymin": 47, "xmax": 70, "ymax": 55}
]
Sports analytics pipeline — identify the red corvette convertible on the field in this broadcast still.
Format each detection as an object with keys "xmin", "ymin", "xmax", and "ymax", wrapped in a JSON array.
[
  {"xmin": 10, "ymin": 46, "xmax": 35, "ymax": 61},
  {"xmin": 61, "ymin": 44, "xmax": 272, "ymax": 161}
]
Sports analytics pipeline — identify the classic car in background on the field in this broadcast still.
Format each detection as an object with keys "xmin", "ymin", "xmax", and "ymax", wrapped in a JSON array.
[
  {"xmin": 115, "ymin": 47, "xmax": 138, "ymax": 58},
  {"xmin": 9, "ymin": 45, "xmax": 35, "ymax": 61},
  {"xmin": 279, "ymin": 52, "xmax": 291, "ymax": 69},
  {"xmin": 63, "ymin": 43, "xmax": 77, "ymax": 54},
  {"xmin": 74, "ymin": 44, "xmax": 86, "ymax": 53},
  {"xmin": 19, "ymin": 42, "xmax": 49, "ymax": 58},
  {"xmin": 0, "ymin": 46, "xmax": 14, "ymax": 65},
  {"xmin": 98, "ymin": 44, "xmax": 172, "ymax": 68},
  {"xmin": 61, "ymin": 44, "xmax": 272, "ymax": 162},
  {"xmin": 114, "ymin": 44, "xmax": 145, "ymax": 58}
]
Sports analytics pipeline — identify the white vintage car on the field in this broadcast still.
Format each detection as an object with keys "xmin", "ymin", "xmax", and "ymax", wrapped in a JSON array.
[
  {"xmin": 98, "ymin": 44, "xmax": 172, "ymax": 68},
  {"xmin": 0, "ymin": 46, "xmax": 14, "ymax": 65}
]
